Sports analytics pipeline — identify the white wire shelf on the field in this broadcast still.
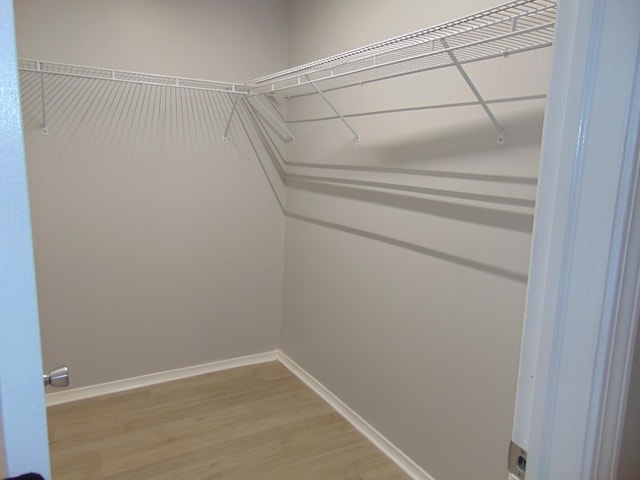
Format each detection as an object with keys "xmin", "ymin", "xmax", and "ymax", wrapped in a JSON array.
[
  {"xmin": 246, "ymin": 0, "xmax": 556, "ymax": 98},
  {"xmin": 17, "ymin": 0, "xmax": 556, "ymax": 144},
  {"xmin": 18, "ymin": 59, "xmax": 250, "ymax": 94}
]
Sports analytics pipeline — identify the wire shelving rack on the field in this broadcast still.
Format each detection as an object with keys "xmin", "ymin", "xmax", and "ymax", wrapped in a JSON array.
[
  {"xmin": 18, "ymin": 59, "xmax": 249, "ymax": 94},
  {"xmin": 245, "ymin": 0, "xmax": 556, "ymax": 144},
  {"xmin": 18, "ymin": 0, "xmax": 557, "ymax": 143},
  {"xmin": 246, "ymin": 0, "xmax": 556, "ymax": 97}
]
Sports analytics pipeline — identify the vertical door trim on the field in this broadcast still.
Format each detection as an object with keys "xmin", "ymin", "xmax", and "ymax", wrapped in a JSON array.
[
  {"xmin": 512, "ymin": 0, "xmax": 640, "ymax": 478},
  {"xmin": 0, "ymin": 0, "xmax": 51, "ymax": 477}
]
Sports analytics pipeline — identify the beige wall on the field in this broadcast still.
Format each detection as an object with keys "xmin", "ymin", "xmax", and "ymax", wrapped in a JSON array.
[
  {"xmin": 15, "ymin": 0, "xmax": 286, "ymax": 81},
  {"xmin": 282, "ymin": 1, "xmax": 551, "ymax": 479},
  {"xmin": 618, "ymin": 320, "xmax": 640, "ymax": 480},
  {"xmin": 15, "ymin": 0, "xmax": 288, "ymax": 388}
]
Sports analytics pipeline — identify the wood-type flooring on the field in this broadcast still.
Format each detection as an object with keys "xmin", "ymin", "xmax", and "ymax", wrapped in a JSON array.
[{"xmin": 47, "ymin": 361, "xmax": 410, "ymax": 479}]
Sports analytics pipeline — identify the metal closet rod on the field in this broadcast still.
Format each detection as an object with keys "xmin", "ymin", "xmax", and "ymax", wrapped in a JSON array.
[{"xmin": 286, "ymin": 94, "xmax": 547, "ymax": 123}]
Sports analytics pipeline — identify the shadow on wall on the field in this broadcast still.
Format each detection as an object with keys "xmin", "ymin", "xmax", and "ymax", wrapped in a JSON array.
[
  {"xmin": 287, "ymin": 178, "xmax": 534, "ymax": 234},
  {"xmin": 280, "ymin": 107, "xmax": 543, "ymax": 285},
  {"xmin": 286, "ymin": 211, "xmax": 529, "ymax": 284},
  {"xmin": 357, "ymin": 105, "xmax": 546, "ymax": 166}
]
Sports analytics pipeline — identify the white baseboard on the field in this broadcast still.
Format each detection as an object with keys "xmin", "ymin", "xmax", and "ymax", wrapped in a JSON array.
[
  {"xmin": 46, "ymin": 349, "xmax": 433, "ymax": 480},
  {"xmin": 45, "ymin": 350, "xmax": 279, "ymax": 407},
  {"xmin": 276, "ymin": 351, "xmax": 436, "ymax": 480}
]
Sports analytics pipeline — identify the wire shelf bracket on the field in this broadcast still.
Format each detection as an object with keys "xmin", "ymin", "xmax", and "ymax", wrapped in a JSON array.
[
  {"xmin": 307, "ymin": 76, "xmax": 360, "ymax": 146},
  {"xmin": 441, "ymin": 38, "xmax": 504, "ymax": 144},
  {"xmin": 38, "ymin": 62, "xmax": 47, "ymax": 135},
  {"xmin": 223, "ymin": 95, "xmax": 242, "ymax": 143}
]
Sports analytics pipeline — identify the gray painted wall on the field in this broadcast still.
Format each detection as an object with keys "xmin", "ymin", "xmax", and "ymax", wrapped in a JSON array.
[
  {"xmin": 618, "ymin": 320, "xmax": 640, "ymax": 480},
  {"xmin": 14, "ymin": 0, "xmax": 288, "ymax": 389},
  {"xmin": 282, "ymin": 1, "xmax": 552, "ymax": 479}
]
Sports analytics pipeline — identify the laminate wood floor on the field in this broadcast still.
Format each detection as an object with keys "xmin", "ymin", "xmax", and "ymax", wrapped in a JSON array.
[{"xmin": 47, "ymin": 361, "xmax": 410, "ymax": 479}]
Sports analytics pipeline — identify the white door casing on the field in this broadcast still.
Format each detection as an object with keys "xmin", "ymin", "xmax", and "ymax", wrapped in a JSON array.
[
  {"xmin": 512, "ymin": 0, "xmax": 640, "ymax": 479},
  {"xmin": 0, "ymin": 0, "xmax": 51, "ymax": 477}
]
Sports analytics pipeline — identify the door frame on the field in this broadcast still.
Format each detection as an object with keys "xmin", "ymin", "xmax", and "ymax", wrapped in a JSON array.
[
  {"xmin": 512, "ymin": 0, "xmax": 640, "ymax": 478},
  {"xmin": 0, "ymin": 0, "xmax": 51, "ymax": 477}
]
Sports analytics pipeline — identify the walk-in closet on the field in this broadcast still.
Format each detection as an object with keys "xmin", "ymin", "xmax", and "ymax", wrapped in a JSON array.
[{"xmin": 3, "ymin": 0, "xmax": 640, "ymax": 479}]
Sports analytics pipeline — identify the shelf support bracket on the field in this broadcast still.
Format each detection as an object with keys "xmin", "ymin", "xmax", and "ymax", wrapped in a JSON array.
[
  {"xmin": 306, "ymin": 75, "xmax": 360, "ymax": 145},
  {"xmin": 441, "ymin": 39, "xmax": 504, "ymax": 144},
  {"xmin": 38, "ymin": 63, "xmax": 47, "ymax": 135},
  {"xmin": 253, "ymin": 96, "xmax": 295, "ymax": 143},
  {"xmin": 223, "ymin": 94, "xmax": 241, "ymax": 143}
]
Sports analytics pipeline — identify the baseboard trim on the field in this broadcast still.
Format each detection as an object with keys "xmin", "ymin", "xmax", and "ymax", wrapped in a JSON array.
[
  {"xmin": 45, "ymin": 350, "xmax": 279, "ymax": 407},
  {"xmin": 276, "ymin": 351, "xmax": 436, "ymax": 480}
]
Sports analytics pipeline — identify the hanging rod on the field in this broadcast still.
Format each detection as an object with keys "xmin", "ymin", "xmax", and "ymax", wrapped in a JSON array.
[
  {"xmin": 18, "ymin": 59, "xmax": 250, "ymax": 95},
  {"xmin": 245, "ymin": 0, "xmax": 556, "ymax": 98},
  {"xmin": 286, "ymin": 94, "xmax": 546, "ymax": 123}
]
